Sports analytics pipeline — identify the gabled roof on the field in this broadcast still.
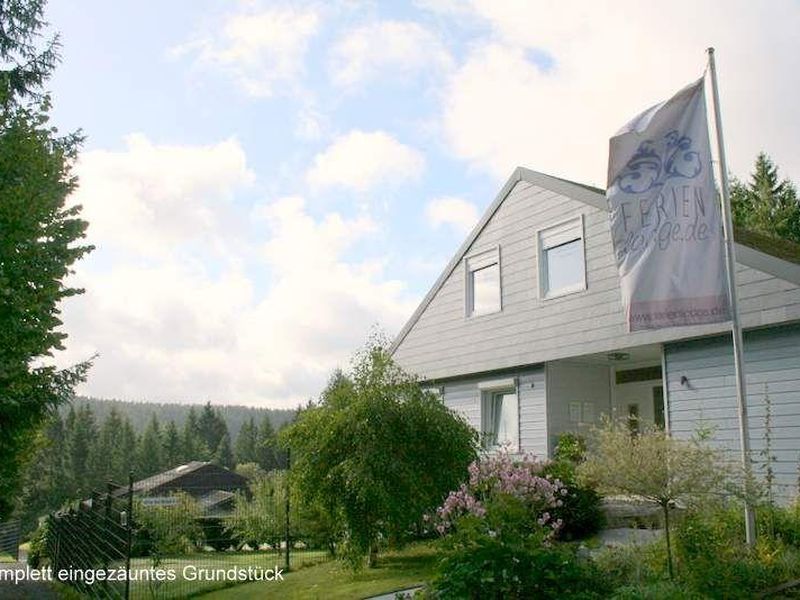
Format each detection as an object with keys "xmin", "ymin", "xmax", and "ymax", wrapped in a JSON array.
[
  {"xmin": 390, "ymin": 166, "xmax": 800, "ymax": 355},
  {"xmin": 132, "ymin": 461, "xmax": 209, "ymax": 494}
]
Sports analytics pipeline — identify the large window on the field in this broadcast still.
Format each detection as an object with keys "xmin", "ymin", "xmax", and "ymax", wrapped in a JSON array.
[
  {"xmin": 538, "ymin": 216, "xmax": 586, "ymax": 298},
  {"xmin": 465, "ymin": 248, "xmax": 501, "ymax": 317},
  {"xmin": 479, "ymin": 380, "xmax": 519, "ymax": 450}
]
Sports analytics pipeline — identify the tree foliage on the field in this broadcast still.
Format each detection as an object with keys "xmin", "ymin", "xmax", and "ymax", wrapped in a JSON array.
[
  {"xmin": 134, "ymin": 492, "xmax": 204, "ymax": 558},
  {"xmin": 281, "ymin": 338, "xmax": 478, "ymax": 568},
  {"xmin": 225, "ymin": 471, "xmax": 287, "ymax": 549},
  {"xmin": 577, "ymin": 420, "xmax": 728, "ymax": 578},
  {"xmin": 14, "ymin": 401, "xmax": 283, "ymax": 532},
  {"xmin": 0, "ymin": 0, "xmax": 93, "ymax": 518},
  {"xmin": 731, "ymin": 152, "xmax": 800, "ymax": 244}
]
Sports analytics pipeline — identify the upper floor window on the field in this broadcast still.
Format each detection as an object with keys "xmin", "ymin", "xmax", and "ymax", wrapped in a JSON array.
[
  {"xmin": 538, "ymin": 216, "xmax": 586, "ymax": 298},
  {"xmin": 465, "ymin": 248, "xmax": 501, "ymax": 317}
]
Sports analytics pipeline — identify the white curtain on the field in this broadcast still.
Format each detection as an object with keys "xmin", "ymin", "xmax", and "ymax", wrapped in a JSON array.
[{"xmin": 489, "ymin": 392, "xmax": 519, "ymax": 450}]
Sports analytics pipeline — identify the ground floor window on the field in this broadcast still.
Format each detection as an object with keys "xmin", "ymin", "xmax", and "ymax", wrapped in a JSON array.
[{"xmin": 481, "ymin": 389, "xmax": 519, "ymax": 450}]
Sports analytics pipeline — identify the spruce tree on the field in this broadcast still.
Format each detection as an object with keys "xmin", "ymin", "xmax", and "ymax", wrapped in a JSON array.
[
  {"xmin": 731, "ymin": 152, "xmax": 800, "ymax": 243},
  {"xmin": 162, "ymin": 420, "xmax": 182, "ymax": 469},
  {"xmin": 138, "ymin": 414, "xmax": 163, "ymax": 477},
  {"xmin": 119, "ymin": 418, "xmax": 138, "ymax": 481},
  {"xmin": 197, "ymin": 402, "xmax": 227, "ymax": 456},
  {"xmin": 213, "ymin": 432, "xmax": 234, "ymax": 469},
  {"xmin": 256, "ymin": 415, "xmax": 279, "ymax": 472},
  {"xmin": 94, "ymin": 408, "xmax": 125, "ymax": 485},
  {"xmin": 67, "ymin": 404, "xmax": 97, "ymax": 497},
  {"xmin": 234, "ymin": 417, "xmax": 258, "ymax": 465},
  {"xmin": 183, "ymin": 406, "xmax": 203, "ymax": 461}
]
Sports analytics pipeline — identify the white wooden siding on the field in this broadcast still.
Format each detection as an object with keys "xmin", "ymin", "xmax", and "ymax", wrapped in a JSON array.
[
  {"xmin": 546, "ymin": 362, "xmax": 612, "ymax": 455},
  {"xmin": 440, "ymin": 366, "xmax": 548, "ymax": 458},
  {"xmin": 665, "ymin": 324, "xmax": 800, "ymax": 504},
  {"xmin": 393, "ymin": 180, "xmax": 800, "ymax": 380}
]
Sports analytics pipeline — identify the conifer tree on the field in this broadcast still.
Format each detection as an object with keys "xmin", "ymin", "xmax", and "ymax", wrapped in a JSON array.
[
  {"xmin": 66, "ymin": 404, "xmax": 97, "ymax": 497},
  {"xmin": 182, "ymin": 407, "xmax": 202, "ymax": 461},
  {"xmin": 162, "ymin": 420, "xmax": 182, "ymax": 469},
  {"xmin": 256, "ymin": 415, "xmax": 279, "ymax": 471},
  {"xmin": 94, "ymin": 408, "xmax": 125, "ymax": 485},
  {"xmin": 235, "ymin": 417, "xmax": 258, "ymax": 465},
  {"xmin": 138, "ymin": 414, "xmax": 163, "ymax": 477},
  {"xmin": 119, "ymin": 418, "xmax": 138, "ymax": 481},
  {"xmin": 731, "ymin": 152, "xmax": 800, "ymax": 243},
  {"xmin": 213, "ymin": 432, "xmax": 235, "ymax": 469},
  {"xmin": 197, "ymin": 402, "xmax": 227, "ymax": 458}
]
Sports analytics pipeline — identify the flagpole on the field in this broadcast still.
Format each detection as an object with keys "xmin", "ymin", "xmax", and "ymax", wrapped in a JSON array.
[{"xmin": 706, "ymin": 47, "xmax": 756, "ymax": 545}]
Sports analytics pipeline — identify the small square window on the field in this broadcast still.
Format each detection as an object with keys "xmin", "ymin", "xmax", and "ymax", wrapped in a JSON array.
[
  {"xmin": 481, "ymin": 389, "xmax": 519, "ymax": 450},
  {"xmin": 465, "ymin": 248, "xmax": 501, "ymax": 317},
  {"xmin": 538, "ymin": 217, "xmax": 586, "ymax": 298}
]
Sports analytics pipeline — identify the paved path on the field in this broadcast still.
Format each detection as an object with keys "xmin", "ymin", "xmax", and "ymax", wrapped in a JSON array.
[
  {"xmin": 365, "ymin": 586, "xmax": 423, "ymax": 600},
  {"xmin": 0, "ymin": 550, "xmax": 59, "ymax": 600},
  {"xmin": 595, "ymin": 527, "xmax": 663, "ymax": 547}
]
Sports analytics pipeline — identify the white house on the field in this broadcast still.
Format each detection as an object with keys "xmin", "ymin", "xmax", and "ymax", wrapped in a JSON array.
[{"xmin": 391, "ymin": 167, "xmax": 800, "ymax": 503}]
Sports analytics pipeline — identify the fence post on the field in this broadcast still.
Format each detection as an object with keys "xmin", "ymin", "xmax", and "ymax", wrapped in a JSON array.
[
  {"xmin": 52, "ymin": 517, "xmax": 61, "ymax": 572},
  {"xmin": 125, "ymin": 471, "xmax": 134, "ymax": 600},
  {"xmin": 284, "ymin": 448, "xmax": 290, "ymax": 572}
]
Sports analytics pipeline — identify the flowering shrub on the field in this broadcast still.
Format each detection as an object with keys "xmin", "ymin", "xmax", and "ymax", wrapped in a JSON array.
[
  {"xmin": 430, "ymin": 450, "xmax": 606, "ymax": 598},
  {"xmin": 432, "ymin": 450, "xmax": 566, "ymax": 536}
]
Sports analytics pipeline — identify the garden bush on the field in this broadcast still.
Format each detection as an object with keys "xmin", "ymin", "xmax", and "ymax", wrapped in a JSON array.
[
  {"xmin": 592, "ymin": 539, "xmax": 669, "ymax": 590},
  {"xmin": 132, "ymin": 493, "xmax": 204, "ymax": 558},
  {"xmin": 609, "ymin": 581, "xmax": 702, "ymax": 600},
  {"xmin": 542, "ymin": 440, "xmax": 604, "ymax": 541},
  {"xmin": 432, "ymin": 450, "xmax": 566, "ymax": 537},
  {"xmin": 429, "ymin": 451, "xmax": 607, "ymax": 598},
  {"xmin": 433, "ymin": 502, "xmax": 607, "ymax": 599},
  {"xmin": 673, "ymin": 504, "xmax": 800, "ymax": 598},
  {"xmin": 27, "ymin": 520, "xmax": 48, "ymax": 568},
  {"xmin": 760, "ymin": 499, "xmax": 800, "ymax": 548}
]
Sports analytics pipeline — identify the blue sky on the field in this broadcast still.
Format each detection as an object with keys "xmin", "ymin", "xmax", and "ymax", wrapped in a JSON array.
[{"xmin": 48, "ymin": 0, "xmax": 800, "ymax": 408}]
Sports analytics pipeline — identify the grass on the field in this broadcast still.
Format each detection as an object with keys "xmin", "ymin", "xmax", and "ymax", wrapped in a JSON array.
[
  {"xmin": 126, "ymin": 549, "xmax": 330, "ymax": 599},
  {"xmin": 203, "ymin": 542, "xmax": 439, "ymax": 600},
  {"xmin": 0, "ymin": 551, "xmax": 17, "ymax": 563}
]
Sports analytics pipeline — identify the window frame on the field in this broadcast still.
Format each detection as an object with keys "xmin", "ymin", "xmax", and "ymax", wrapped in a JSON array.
[
  {"xmin": 464, "ymin": 246, "xmax": 502, "ymax": 318},
  {"xmin": 536, "ymin": 215, "xmax": 587, "ymax": 300},
  {"xmin": 478, "ymin": 378, "xmax": 519, "ymax": 452}
]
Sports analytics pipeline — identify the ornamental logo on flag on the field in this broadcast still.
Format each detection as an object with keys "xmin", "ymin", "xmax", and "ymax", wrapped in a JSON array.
[{"xmin": 607, "ymin": 78, "xmax": 730, "ymax": 331}]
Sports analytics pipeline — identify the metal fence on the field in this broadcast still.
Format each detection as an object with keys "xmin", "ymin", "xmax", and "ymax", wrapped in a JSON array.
[
  {"xmin": 44, "ymin": 464, "xmax": 334, "ymax": 599},
  {"xmin": 0, "ymin": 519, "xmax": 20, "ymax": 561},
  {"xmin": 46, "ymin": 480, "xmax": 131, "ymax": 599}
]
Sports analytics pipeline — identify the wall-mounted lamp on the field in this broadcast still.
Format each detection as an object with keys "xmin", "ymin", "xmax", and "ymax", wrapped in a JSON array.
[{"xmin": 680, "ymin": 375, "xmax": 689, "ymax": 386}]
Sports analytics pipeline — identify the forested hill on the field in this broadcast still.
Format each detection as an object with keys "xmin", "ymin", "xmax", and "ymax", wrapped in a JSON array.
[{"xmin": 64, "ymin": 397, "xmax": 297, "ymax": 440}]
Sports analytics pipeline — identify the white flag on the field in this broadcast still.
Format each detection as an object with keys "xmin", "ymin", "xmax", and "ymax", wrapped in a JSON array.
[{"xmin": 607, "ymin": 78, "xmax": 729, "ymax": 331}]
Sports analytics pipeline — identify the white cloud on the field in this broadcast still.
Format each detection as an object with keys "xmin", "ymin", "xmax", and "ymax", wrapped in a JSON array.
[
  {"xmin": 172, "ymin": 6, "xmax": 320, "ymax": 97},
  {"xmin": 329, "ymin": 20, "xmax": 452, "ymax": 89},
  {"xmin": 73, "ymin": 134, "xmax": 254, "ymax": 256},
  {"xmin": 58, "ymin": 137, "xmax": 413, "ymax": 408},
  {"xmin": 426, "ymin": 196, "xmax": 480, "ymax": 234},
  {"xmin": 295, "ymin": 106, "xmax": 327, "ymax": 141},
  {"xmin": 440, "ymin": 0, "xmax": 800, "ymax": 186},
  {"xmin": 306, "ymin": 130, "xmax": 425, "ymax": 192}
]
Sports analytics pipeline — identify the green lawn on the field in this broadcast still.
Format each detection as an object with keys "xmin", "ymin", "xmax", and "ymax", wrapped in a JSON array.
[
  {"xmin": 127, "ymin": 549, "xmax": 330, "ymax": 599},
  {"xmin": 203, "ymin": 543, "xmax": 439, "ymax": 600}
]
